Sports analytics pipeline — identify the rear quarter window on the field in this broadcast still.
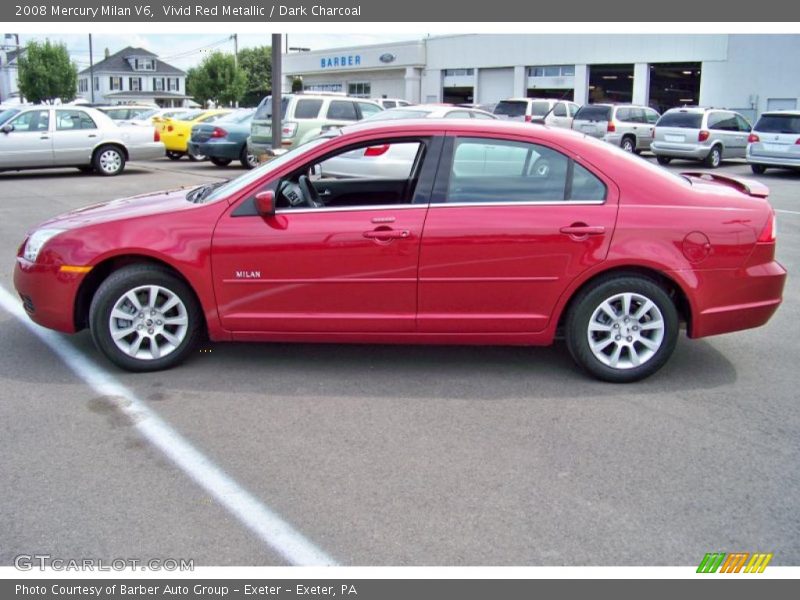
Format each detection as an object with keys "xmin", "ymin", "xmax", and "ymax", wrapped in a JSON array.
[
  {"xmin": 326, "ymin": 100, "xmax": 358, "ymax": 121},
  {"xmin": 293, "ymin": 99, "xmax": 323, "ymax": 119}
]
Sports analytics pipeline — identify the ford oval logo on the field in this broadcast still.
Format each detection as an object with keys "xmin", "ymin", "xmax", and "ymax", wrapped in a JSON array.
[{"xmin": 379, "ymin": 53, "xmax": 396, "ymax": 64}]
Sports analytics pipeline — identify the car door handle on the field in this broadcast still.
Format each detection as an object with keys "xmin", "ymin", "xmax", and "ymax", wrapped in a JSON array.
[
  {"xmin": 560, "ymin": 224, "xmax": 605, "ymax": 236},
  {"xmin": 40, "ymin": 135, "xmax": 49, "ymax": 140},
  {"xmin": 88, "ymin": 134, "xmax": 97, "ymax": 138},
  {"xmin": 319, "ymin": 189, "xmax": 331, "ymax": 196},
  {"xmin": 363, "ymin": 228, "xmax": 410, "ymax": 240}
]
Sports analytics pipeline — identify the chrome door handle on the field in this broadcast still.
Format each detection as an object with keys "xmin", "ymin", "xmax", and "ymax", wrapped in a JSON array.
[
  {"xmin": 40, "ymin": 135, "xmax": 49, "ymax": 140},
  {"xmin": 88, "ymin": 134, "xmax": 97, "ymax": 138},
  {"xmin": 560, "ymin": 225, "xmax": 605, "ymax": 236},
  {"xmin": 363, "ymin": 228, "xmax": 410, "ymax": 240}
]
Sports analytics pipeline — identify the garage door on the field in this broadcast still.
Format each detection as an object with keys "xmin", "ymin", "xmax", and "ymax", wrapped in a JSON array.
[
  {"xmin": 478, "ymin": 68, "xmax": 514, "ymax": 104},
  {"xmin": 767, "ymin": 98, "xmax": 798, "ymax": 111}
]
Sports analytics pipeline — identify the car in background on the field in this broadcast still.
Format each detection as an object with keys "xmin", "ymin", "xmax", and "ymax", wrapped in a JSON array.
[
  {"xmin": 153, "ymin": 109, "xmax": 193, "ymax": 134},
  {"xmin": 323, "ymin": 104, "xmax": 496, "ymax": 178},
  {"xmin": 651, "ymin": 107, "xmax": 752, "ymax": 168},
  {"xmin": 494, "ymin": 98, "xmax": 581, "ymax": 129},
  {"xmin": 373, "ymin": 98, "xmax": 412, "ymax": 109},
  {"xmin": 0, "ymin": 107, "xmax": 23, "ymax": 125},
  {"xmin": 96, "ymin": 105, "xmax": 159, "ymax": 126},
  {"xmin": 572, "ymin": 104, "xmax": 660, "ymax": 153},
  {"xmin": 160, "ymin": 109, "xmax": 233, "ymax": 160},
  {"xmin": 188, "ymin": 109, "xmax": 258, "ymax": 169},
  {"xmin": 14, "ymin": 120, "xmax": 785, "ymax": 382},
  {"xmin": 248, "ymin": 93, "xmax": 383, "ymax": 158},
  {"xmin": 0, "ymin": 105, "xmax": 163, "ymax": 176},
  {"xmin": 459, "ymin": 102, "xmax": 497, "ymax": 113},
  {"xmin": 746, "ymin": 110, "xmax": 800, "ymax": 174}
]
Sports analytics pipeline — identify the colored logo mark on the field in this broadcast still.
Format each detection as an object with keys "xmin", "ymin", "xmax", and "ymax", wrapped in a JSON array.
[{"xmin": 697, "ymin": 552, "xmax": 773, "ymax": 573}]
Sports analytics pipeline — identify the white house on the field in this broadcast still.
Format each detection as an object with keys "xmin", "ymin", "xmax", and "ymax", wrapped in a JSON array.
[
  {"xmin": 77, "ymin": 46, "xmax": 189, "ymax": 107},
  {"xmin": 0, "ymin": 34, "xmax": 24, "ymax": 105}
]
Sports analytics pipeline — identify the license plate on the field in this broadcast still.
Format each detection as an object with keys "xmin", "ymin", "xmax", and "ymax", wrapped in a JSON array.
[
  {"xmin": 665, "ymin": 134, "xmax": 685, "ymax": 142},
  {"xmin": 580, "ymin": 124, "xmax": 596, "ymax": 133},
  {"xmin": 762, "ymin": 143, "xmax": 787, "ymax": 152},
  {"xmin": 255, "ymin": 124, "xmax": 271, "ymax": 136}
]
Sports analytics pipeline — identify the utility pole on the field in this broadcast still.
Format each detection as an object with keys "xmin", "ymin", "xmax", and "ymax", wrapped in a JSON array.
[
  {"xmin": 15, "ymin": 33, "xmax": 24, "ymax": 104},
  {"xmin": 88, "ymin": 33, "xmax": 95, "ymax": 104},
  {"xmin": 232, "ymin": 33, "xmax": 239, "ymax": 107},
  {"xmin": 271, "ymin": 33, "xmax": 281, "ymax": 151}
]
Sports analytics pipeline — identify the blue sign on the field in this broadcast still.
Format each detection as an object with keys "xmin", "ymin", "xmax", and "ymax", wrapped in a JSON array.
[{"xmin": 321, "ymin": 55, "xmax": 362, "ymax": 68}]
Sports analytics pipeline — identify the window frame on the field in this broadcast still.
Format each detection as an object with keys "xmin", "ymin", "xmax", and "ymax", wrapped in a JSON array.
[
  {"xmin": 8, "ymin": 109, "xmax": 51, "ymax": 133},
  {"xmin": 55, "ymin": 109, "xmax": 97, "ymax": 131}
]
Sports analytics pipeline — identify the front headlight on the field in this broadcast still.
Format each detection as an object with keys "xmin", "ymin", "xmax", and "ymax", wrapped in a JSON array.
[{"xmin": 23, "ymin": 228, "xmax": 65, "ymax": 262}]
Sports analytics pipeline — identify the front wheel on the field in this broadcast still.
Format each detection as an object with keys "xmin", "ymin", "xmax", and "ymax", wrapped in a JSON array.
[
  {"xmin": 93, "ymin": 145, "xmax": 125, "ymax": 176},
  {"xmin": 751, "ymin": 164, "xmax": 767, "ymax": 175},
  {"xmin": 187, "ymin": 149, "xmax": 207, "ymax": 162},
  {"xmin": 565, "ymin": 276, "xmax": 679, "ymax": 382},
  {"xmin": 209, "ymin": 156, "xmax": 232, "ymax": 167},
  {"xmin": 656, "ymin": 155, "xmax": 672, "ymax": 165},
  {"xmin": 89, "ymin": 265, "xmax": 203, "ymax": 372},
  {"xmin": 241, "ymin": 145, "xmax": 259, "ymax": 169}
]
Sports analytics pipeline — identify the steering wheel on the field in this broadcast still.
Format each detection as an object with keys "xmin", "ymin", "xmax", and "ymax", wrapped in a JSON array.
[{"xmin": 298, "ymin": 175, "xmax": 322, "ymax": 208}]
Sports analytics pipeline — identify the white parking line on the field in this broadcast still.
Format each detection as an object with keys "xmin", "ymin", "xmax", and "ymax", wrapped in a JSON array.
[
  {"xmin": 0, "ymin": 285, "xmax": 337, "ymax": 567},
  {"xmin": 775, "ymin": 209, "xmax": 800, "ymax": 216}
]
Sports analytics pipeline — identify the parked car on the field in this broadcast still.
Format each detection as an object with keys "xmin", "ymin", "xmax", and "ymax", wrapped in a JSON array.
[
  {"xmin": 247, "ymin": 93, "xmax": 383, "ymax": 158},
  {"xmin": 572, "ymin": 104, "xmax": 660, "ymax": 152},
  {"xmin": 373, "ymin": 98, "xmax": 412, "ymax": 109},
  {"xmin": 746, "ymin": 110, "xmax": 800, "ymax": 174},
  {"xmin": 0, "ymin": 105, "xmax": 163, "ymax": 176},
  {"xmin": 651, "ymin": 107, "xmax": 752, "ymax": 168},
  {"xmin": 14, "ymin": 120, "xmax": 785, "ymax": 382},
  {"xmin": 187, "ymin": 109, "xmax": 258, "ymax": 169},
  {"xmin": 323, "ymin": 104, "xmax": 496, "ymax": 178},
  {"xmin": 160, "ymin": 109, "xmax": 233, "ymax": 160},
  {"xmin": 494, "ymin": 98, "xmax": 581, "ymax": 129},
  {"xmin": 152, "ymin": 109, "xmax": 194, "ymax": 133},
  {"xmin": 459, "ymin": 102, "xmax": 497, "ymax": 113},
  {"xmin": 95, "ymin": 105, "xmax": 160, "ymax": 126}
]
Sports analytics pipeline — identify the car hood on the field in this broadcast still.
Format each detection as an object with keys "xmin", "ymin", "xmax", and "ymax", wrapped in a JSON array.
[{"xmin": 37, "ymin": 186, "xmax": 205, "ymax": 231}]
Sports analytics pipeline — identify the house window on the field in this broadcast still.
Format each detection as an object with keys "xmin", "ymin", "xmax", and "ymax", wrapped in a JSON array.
[
  {"xmin": 167, "ymin": 78, "xmax": 180, "ymax": 92},
  {"xmin": 93, "ymin": 77, "xmax": 99, "ymax": 91},
  {"xmin": 109, "ymin": 76, "xmax": 123, "ymax": 91},
  {"xmin": 78, "ymin": 79, "xmax": 88, "ymax": 92},
  {"xmin": 347, "ymin": 82, "xmax": 371, "ymax": 98},
  {"xmin": 134, "ymin": 57, "xmax": 155, "ymax": 71},
  {"xmin": 129, "ymin": 77, "xmax": 142, "ymax": 91},
  {"xmin": 153, "ymin": 78, "xmax": 165, "ymax": 92}
]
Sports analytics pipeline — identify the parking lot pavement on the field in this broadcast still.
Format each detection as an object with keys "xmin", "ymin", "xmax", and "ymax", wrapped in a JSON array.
[{"xmin": 1, "ymin": 157, "xmax": 798, "ymax": 566}]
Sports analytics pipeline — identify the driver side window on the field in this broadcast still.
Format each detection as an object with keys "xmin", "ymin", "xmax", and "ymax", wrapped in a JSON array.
[{"xmin": 275, "ymin": 139, "xmax": 426, "ymax": 211}]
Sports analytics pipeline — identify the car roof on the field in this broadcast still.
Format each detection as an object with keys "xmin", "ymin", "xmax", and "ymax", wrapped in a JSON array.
[{"xmin": 759, "ymin": 110, "xmax": 800, "ymax": 117}]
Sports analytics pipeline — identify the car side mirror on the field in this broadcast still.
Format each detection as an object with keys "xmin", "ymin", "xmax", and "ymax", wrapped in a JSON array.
[
  {"xmin": 1, "ymin": 123, "xmax": 13, "ymax": 134},
  {"xmin": 255, "ymin": 190, "xmax": 276, "ymax": 217}
]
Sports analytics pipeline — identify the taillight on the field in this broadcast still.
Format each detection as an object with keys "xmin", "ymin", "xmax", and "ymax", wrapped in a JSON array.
[
  {"xmin": 607, "ymin": 121, "xmax": 616, "ymax": 133},
  {"xmin": 795, "ymin": 138, "xmax": 800, "ymax": 145},
  {"xmin": 211, "ymin": 127, "xmax": 227, "ymax": 138},
  {"xmin": 524, "ymin": 115, "xmax": 532, "ymax": 123},
  {"xmin": 698, "ymin": 130, "xmax": 710, "ymax": 142},
  {"xmin": 153, "ymin": 129, "xmax": 160, "ymax": 142},
  {"xmin": 282, "ymin": 122, "xmax": 298, "ymax": 137},
  {"xmin": 167, "ymin": 125, "xmax": 174, "ymax": 132},
  {"xmin": 757, "ymin": 210, "xmax": 777, "ymax": 243},
  {"xmin": 748, "ymin": 133, "xmax": 760, "ymax": 143},
  {"xmin": 364, "ymin": 144, "xmax": 390, "ymax": 157}
]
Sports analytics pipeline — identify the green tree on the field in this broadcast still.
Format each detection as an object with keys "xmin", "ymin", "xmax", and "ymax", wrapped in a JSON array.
[
  {"xmin": 237, "ymin": 46, "xmax": 272, "ymax": 107},
  {"xmin": 186, "ymin": 51, "xmax": 247, "ymax": 107},
  {"xmin": 17, "ymin": 40, "xmax": 78, "ymax": 104}
]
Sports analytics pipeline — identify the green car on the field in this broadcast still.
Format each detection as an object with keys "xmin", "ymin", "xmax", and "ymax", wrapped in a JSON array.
[
  {"xmin": 188, "ymin": 109, "xmax": 258, "ymax": 169},
  {"xmin": 247, "ymin": 94, "xmax": 383, "ymax": 158}
]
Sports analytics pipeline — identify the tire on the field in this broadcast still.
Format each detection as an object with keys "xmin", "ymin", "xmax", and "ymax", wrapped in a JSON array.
[
  {"xmin": 89, "ymin": 264, "xmax": 203, "ymax": 372},
  {"xmin": 209, "ymin": 156, "xmax": 232, "ymax": 167},
  {"xmin": 240, "ymin": 145, "xmax": 259, "ymax": 169},
  {"xmin": 621, "ymin": 136, "xmax": 636, "ymax": 153},
  {"xmin": 77, "ymin": 166, "xmax": 94, "ymax": 174},
  {"xmin": 703, "ymin": 145, "xmax": 722, "ymax": 169},
  {"xmin": 656, "ymin": 156, "xmax": 672, "ymax": 165},
  {"xmin": 565, "ymin": 276, "xmax": 679, "ymax": 383},
  {"xmin": 751, "ymin": 164, "xmax": 767, "ymax": 175},
  {"xmin": 93, "ymin": 145, "xmax": 125, "ymax": 176},
  {"xmin": 187, "ymin": 148, "xmax": 207, "ymax": 162},
  {"xmin": 166, "ymin": 151, "xmax": 183, "ymax": 160}
]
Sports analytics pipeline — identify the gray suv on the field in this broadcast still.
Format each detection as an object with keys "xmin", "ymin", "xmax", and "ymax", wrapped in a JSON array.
[
  {"xmin": 651, "ymin": 107, "xmax": 752, "ymax": 168},
  {"xmin": 571, "ymin": 104, "xmax": 660, "ymax": 153}
]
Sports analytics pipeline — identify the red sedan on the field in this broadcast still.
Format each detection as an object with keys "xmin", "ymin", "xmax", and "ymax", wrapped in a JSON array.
[{"xmin": 14, "ymin": 120, "xmax": 786, "ymax": 382}]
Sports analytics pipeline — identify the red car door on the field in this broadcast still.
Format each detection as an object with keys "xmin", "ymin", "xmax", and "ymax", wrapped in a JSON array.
[{"xmin": 418, "ymin": 134, "xmax": 619, "ymax": 334}]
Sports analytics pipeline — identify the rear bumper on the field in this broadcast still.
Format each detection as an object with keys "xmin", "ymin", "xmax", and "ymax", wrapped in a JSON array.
[
  {"xmin": 188, "ymin": 140, "xmax": 241, "ymax": 160},
  {"xmin": 161, "ymin": 134, "xmax": 188, "ymax": 153},
  {"xmin": 747, "ymin": 149, "xmax": 800, "ymax": 168},
  {"xmin": 682, "ymin": 257, "xmax": 787, "ymax": 338},
  {"xmin": 13, "ymin": 258, "xmax": 83, "ymax": 333},
  {"xmin": 127, "ymin": 142, "xmax": 165, "ymax": 162},
  {"xmin": 651, "ymin": 142, "xmax": 709, "ymax": 160}
]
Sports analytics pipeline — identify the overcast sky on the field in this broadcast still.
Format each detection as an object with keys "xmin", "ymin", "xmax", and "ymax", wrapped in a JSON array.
[{"xmin": 7, "ymin": 33, "xmax": 424, "ymax": 71}]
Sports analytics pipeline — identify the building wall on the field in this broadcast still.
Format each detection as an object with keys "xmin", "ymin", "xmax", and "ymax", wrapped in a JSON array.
[{"xmin": 299, "ymin": 69, "xmax": 407, "ymax": 99}]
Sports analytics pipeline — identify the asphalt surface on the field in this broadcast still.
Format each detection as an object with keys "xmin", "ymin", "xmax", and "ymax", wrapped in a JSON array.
[{"xmin": 0, "ymin": 155, "xmax": 798, "ymax": 567}]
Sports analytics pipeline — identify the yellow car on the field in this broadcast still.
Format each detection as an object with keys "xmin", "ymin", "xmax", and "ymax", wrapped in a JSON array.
[{"xmin": 159, "ymin": 109, "xmax": 232, "ymax": 160}]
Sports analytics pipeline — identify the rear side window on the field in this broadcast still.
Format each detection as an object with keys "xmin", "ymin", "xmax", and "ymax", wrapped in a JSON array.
[
  {"xmin": 656, "ymin": 112, "xmax": 703, "ymax": 128},
  {"xmin": 357, "ymin": 102, "xmax": 383, "ymax": 119},
  {"xmin": 494, "ymin": 101, "xmax": 528, "ymax": 118},
  {"xmin": 56, "ymin": 110, "xmax": 96, "ymax": 130},
  {"xmin": 708, "ymin": 112, "xmax": 738, "ymax": 131},
  {"xmin": 553, "ymin": 103, "xmax": 567, "ymax": 117},
  {"xmin": 754, "ymin": 114, "xmax": 800, "ymax": 134},
  {"xmin": 530, "ymin": 101, "xmax": 551, "ymax": 117},
  {"xmin": 644, "ymin": 108, "xmax": 660, "ymax": 124},
  {"xmin": 326, "ymin": 100, "xmax": 358, "ymax": 121},
  {"xmin": 575, "ymin": 105, "xmax": 612, "ymax": 122},
  {"xmin": 448, "ymin": 137, "xmax": 606, "ymax": 203},
  {"xmin": 293, "ymin": 99, "xmax": 323, "ymax": 119},
  {"xmin": 254, "ymin": 96, "xmax": 290, "ymax": 121},
  {"xmin": 383, "ymin": 100, "xmax": 397, "ymax": 109}
]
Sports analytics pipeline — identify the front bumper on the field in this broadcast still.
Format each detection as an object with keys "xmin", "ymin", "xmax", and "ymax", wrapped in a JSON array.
[{"xmin": 13, "ymin": 258, "xmax": 85, "ymax": 333}]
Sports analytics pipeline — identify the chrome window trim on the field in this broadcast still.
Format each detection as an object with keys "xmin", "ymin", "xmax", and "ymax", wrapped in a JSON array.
[{"xmin": 273, "ymin": 200, "xmax": 605, "ymax": 215}]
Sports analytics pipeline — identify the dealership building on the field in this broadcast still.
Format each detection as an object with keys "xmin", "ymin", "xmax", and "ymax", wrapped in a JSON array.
[{"xmin": 283, "ymin": 34, "xmax": 800, "ymax": 120}]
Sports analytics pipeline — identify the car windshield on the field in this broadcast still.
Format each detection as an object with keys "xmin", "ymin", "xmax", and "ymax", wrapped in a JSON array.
[
  {"xmin": 0, "ymin": 108, "xmax": 20, "ymax": 124},
  {"xmin": 574, "ymin": 105, "xmax": 612, "ymax": 121},
  {"xmin": 754, "ymin": 114, "xmax": 800, "ymax": 134},
  {"xmin": 199, "ymin": 136, "xmax": 332, "ymax": 204},
  {"xmin": 363, "ymin": 108, "xmax": 432, "ymax": 121},
  {"xmin": 493, "ymin": 101, "xmax": 528, "ymax": 117},
  {"xmin": 657, "ymin": 112, "xmax": 703, "ymax": 128},
  {"xmin": 254, "ymin": 96, "xmax": 290, "ymax": 121}
]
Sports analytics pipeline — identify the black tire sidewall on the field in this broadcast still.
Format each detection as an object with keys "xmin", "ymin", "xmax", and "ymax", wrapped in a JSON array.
[
  {"xmin": 751, "ymin": 164, "xmax": 766, "ymax": 174},
  {"xmin": 622, "ymin": 136, "xmax": 635, "ymax": 152},
  {"xmin": 210, "ymin": 156, "xmax": 232, "ymax": 166},
  {"xmin": 89, "ymin": 265, "xmax": 202, "ymax": 372},
  {"xmin": 566, "ymin": 276, "xmax": 679, "ymax": 383},
  {"xmin": 705, "ymin": 146, "xmax": 721, "ymax": 168},
  {"xmin": 656, "ymin": 156, "xmax": 671, "ymax": 165},
  {"xmin": 93, "ymin": 145, "xmax": 125, "ymax": 176}
]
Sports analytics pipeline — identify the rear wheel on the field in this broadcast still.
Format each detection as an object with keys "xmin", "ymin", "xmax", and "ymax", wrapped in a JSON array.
[
  {"xmin": 565, "ymin": 276, "xmax": 679, "ymax": 383},
  {"xmin": 751, "ymin": 164, "xmax": 767, "ymax": 175},
  {"xmin": 89, "ymin": 265, "xmax": 203, "ymax": 372},
  {"xmin": 704, "ymin": 146, "xmax": 722, "ymax": 168},
  {"xmin": 166, "ymin": 151, "xmax": 183, "ymax": 160},
  {"xmin": 187, "ymin": 148, "xmax": 207, "ymax": 161},
  {"xmin": 656, "ymin": 155, "xmax": 672, "ymax": 165},
  {"xmin": 209, "ymin": 156, "xmax": 232, "ymax": 167},
  {"xmin": 621, "ymin": 136, "xmax": 636, "ymax": 153},
  {"xmin": 240, "ymin": 145, "xmax": 259, "ymax": 169},
  {"xmin": 93, "ymin": 145, "xmax": 125, "ymax": 176}
]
